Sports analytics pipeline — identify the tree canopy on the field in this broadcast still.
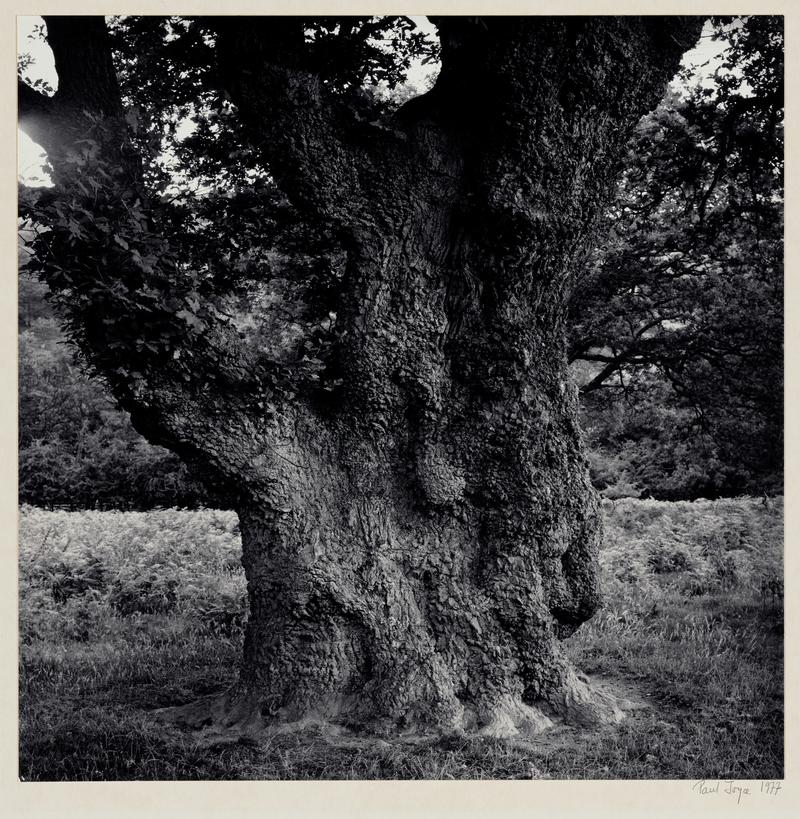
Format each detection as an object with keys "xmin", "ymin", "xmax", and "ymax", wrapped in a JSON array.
[{"xmin": 569, "ymin": 16, "xmax": 783, "ymax": 498}]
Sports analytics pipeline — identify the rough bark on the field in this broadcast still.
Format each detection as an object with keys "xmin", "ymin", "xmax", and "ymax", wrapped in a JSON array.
[{"xmin": 19, "ymin": 15, "xmax": 703, "ymax": 737}]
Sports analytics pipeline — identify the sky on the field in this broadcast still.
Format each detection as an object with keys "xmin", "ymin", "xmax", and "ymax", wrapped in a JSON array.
[
  {"xmin": 17, "ymin": 17, "xmax": 54, "ymax": 186},
  {"xmin": 17, "ymin": 15, "xmax": 729, "ymax": 187}
]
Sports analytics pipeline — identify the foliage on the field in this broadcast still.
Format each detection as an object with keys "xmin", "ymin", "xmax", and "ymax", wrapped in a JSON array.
[
  {"xmin": 597, "ymin": 495, "xmax": 783, "ymax": 601},
  {"xmin": 19, "ymin": 498, "xmax": 782, "ymax": 779},
  {"xmin": 579, "ymin": 372, "xmax": 782, "ymax": 500},
  {"xmin": 19, "ymin": 272, "xmax": 213, "ymax": 508},
  {"xmin": 569, "ymin": 16, "xmax": 783, "ymax": 499},
  {"xmin": 17, "ymin": 16, "xmax": 442, "ymax": 507},
  {"xmin": 104, "ymin": 15, "xmax": 439, "ymax": 179},
  {"xmin": 19, "ymin": 506, "xmax": 244, "ymax": 645}
]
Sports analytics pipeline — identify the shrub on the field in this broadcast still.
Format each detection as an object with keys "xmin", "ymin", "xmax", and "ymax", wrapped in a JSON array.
[{"xmin": 19, "ymin": 506, "xmax": 247, "ymax": 639}]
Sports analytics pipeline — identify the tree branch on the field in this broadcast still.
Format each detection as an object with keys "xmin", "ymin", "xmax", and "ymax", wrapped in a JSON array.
[
  {"xmin": 42, "ymin": 16, "xmax": 123, "ymax": 117},
  {"xmin": 580, "ymin": 355, "xmax": 631, "ymax": 394},
  {"xmin": 18, "ymin": 79, "xmax": 53, "ymax": 118},
  {"xmin": 212, "ymin": 17, "xmax": 377, "ymax": 229},
  {"xmin": 576, "ymin": 329, "xmax": 697, "ymax": 394}
]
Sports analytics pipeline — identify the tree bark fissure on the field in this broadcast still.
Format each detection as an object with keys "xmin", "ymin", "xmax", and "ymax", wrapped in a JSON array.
[{"xmin": 19, "ymin": 15, "xmax": 703, "ymax": 736}]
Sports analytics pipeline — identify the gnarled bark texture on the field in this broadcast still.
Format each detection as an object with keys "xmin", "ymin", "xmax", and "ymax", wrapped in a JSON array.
[{"xmin": 19, "ymin": 15, "xmax": 703, "ymax": 736}]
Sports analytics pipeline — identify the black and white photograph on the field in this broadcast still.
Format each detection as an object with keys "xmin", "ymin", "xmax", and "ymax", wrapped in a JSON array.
[{"xmin": 14, "ymin": 7, "xmax": 786, "ymax": 796}]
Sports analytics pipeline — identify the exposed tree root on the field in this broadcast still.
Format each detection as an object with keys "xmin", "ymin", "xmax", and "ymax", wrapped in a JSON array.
[
  {"xmin": 154, "ymin": 687, "xmax": 264, "ymax": 746},
  {"xmin": 154, "ymin": 672, "xmax": 633, "ymax": 747},
  {"xmin": 543, "ymin": 670, "xmax": 626, "ymax": 728}
]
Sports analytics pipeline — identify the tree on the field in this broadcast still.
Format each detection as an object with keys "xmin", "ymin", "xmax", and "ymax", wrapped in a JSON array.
[
  {"xmin": 18, "ymin": 16, "xmax": 702, "ymax": 736},
  {"xmin": 569, "ymin": 16, "xmax": 783, "ymax": 499}
]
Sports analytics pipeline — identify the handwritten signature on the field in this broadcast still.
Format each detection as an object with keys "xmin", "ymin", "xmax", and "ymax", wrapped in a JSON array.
[{"xmin": 692, "ymin": 780, "xmax": 782, "ymax": 804}]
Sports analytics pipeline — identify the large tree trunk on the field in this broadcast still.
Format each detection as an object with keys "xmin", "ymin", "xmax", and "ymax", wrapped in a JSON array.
[
  {"xmin": 160, "ymin": 229, "xmax": 612, "ymax": 736},
  {"xmin": 159, "ymin": 203, "xmax": 618, "ymax": 736},
  {"xmin": 19, "ymin": 15, "xmax": 703, "ymax": 737},
  {"xmin": 225, "ymin": 268, "xmax": 610, "ymax": 736}
]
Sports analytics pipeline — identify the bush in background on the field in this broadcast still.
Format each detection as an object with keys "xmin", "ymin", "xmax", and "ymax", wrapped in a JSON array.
[{"xmin": 19, "ymin": 274, "xmax": 216, "ymax": 509}]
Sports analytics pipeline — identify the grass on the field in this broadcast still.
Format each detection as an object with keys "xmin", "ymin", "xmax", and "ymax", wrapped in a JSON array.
[{"xmin": 18, "ymin": 498, "xmax": 783, "ymax": 780}]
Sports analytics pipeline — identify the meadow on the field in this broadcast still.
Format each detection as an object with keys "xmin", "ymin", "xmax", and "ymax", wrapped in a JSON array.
[{"xmin": 18, "ymin": 497, "xmax": 783, "ymax": 780}]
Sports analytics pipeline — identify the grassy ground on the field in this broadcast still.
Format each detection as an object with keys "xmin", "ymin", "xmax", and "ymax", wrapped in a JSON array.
[{"xmin": 18, "ymin": 498, "xmax": 783, "ymax": 780}]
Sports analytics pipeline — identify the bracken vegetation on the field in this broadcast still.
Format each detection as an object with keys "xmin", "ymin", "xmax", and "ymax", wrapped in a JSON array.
[{"xmin": 19, "ymin": 497, "xmax": 782, "ymax": 780}]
